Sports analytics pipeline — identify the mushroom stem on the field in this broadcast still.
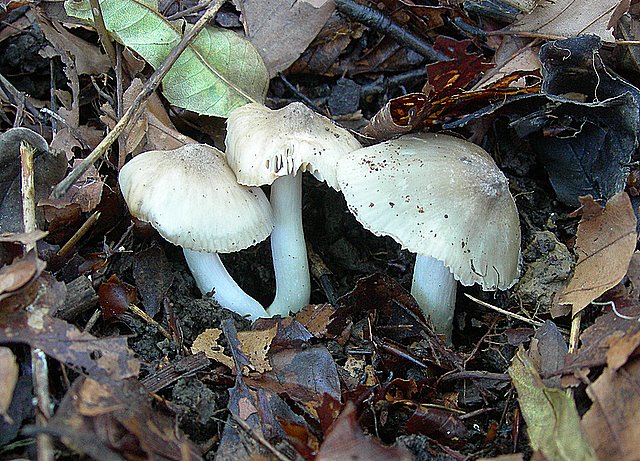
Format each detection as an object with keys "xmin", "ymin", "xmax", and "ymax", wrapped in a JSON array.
[
  {"xmin": 183, "ymin": 248, "xmax": 268, "ymax": 321},
  {"xmin": 411, "ymin": 254, "xmax": 457, "ymax": 342},
  {"xmin": 267, "ymin": 173, "xmax": 311, "ymax": 316}
]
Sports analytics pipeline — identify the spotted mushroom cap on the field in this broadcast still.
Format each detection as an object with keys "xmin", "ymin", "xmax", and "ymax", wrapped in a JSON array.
[
  {"xmin": 118, "ymin": 143, "xmax": 274, "ymax": 253},
  {"xmin": 336, "ymin": 133, "xmax": 521, "ymax": 290},
  {"xmin": 224, "ymin": 102, "xmax": 361, "ymax": 189}
]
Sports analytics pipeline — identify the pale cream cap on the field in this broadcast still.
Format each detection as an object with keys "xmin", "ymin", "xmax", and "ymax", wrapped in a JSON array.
[
  {"xmin": 225, "ymin": 102, "xmax": 361, "ymax": 189},
  {"xmin": 337, "ymin": 133, "xmax": 521, "ymax": 290},
  {"xmin": 119, "ymin": 143, "xmax": 274, "ymax": 253}
]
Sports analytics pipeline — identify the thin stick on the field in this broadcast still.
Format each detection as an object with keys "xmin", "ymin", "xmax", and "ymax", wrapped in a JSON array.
[
  {"xmin": 464, "ymin": 293, "xmax": 570, "ymax": 334},
  {"xmin": 51, "ymin": 0, "xmax": 226, "ymax": 198},
  {"xmin": 568, "ymin": 311, "xmax": 582, "ymax": 354},
  {"xmin": 128, "ymin": 304, "xmax": 173, "ymax": 342},
  {"xmin": 334, "ymin": 0, "xmax": 449, "ymax": 62},
  {"xmin": 230, "ymin": 413, "xmax": 291, "ymax": 461},
  {"xmin": 21, "ymin": 141, "xmax": 54, "ymax": 461},
  {"xmin": 20, "ymin": 141, "xmax": 37, "ymax": 251},
  {"xmin": 57, "ymin": 211, "xmax": 101, "ymax": 257},
  {"xmin": 89, "ymin": 0, "xmax": 117, "ymax": 66}
]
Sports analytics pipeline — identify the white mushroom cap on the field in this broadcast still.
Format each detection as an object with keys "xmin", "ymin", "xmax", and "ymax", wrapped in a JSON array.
[
  {"xmin": 119, "ymin": 143, "xmax": 274, "ymax": 253},
  {"xmin": 336, "ymin": 133, "xmax": 521, "ymax": 290},
  {"xmin": 224, "ymin": 102, "xmax": 361, "ymax": 189}
]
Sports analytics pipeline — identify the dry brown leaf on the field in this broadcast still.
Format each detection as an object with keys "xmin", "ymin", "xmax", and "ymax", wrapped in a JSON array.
[
  {"xmin": 294, "ymin": 303, "xmax": 336, "ymax": 338},
  {"xmin": 39, "ymin": 161, "xmax": 103, "ymax": 213},
  {"xmin": 237, "ymin": 325, "xmax": 277, "ymax": 374},
  {"xmin": 191, "ymin": 328, "xmax": 234, "ymax": 368},
  {"xmin": 236, "ymin": 0, "xmax": 335, "ymax": 76},
  {"xmin": 606, "ymin": 330, "xmax": 640, "ymax": 371},
  {"xmin": 0, "ymin": 347, "xmax": 18, "ymax": 423},
  {"xmin": 0, "ymin": 230, "xmax": 48, "ymax": 245},
  {"xmin": 101, "ymin": 78, "xmax": 195, "ymax": 166},
  {"xmin": 0, "ymin": 250, "xmax": 46, "ymax": 301},
  {"xmin": 474, "ymin": 38, "xmax": 540, "ymax": 90},
  {"xmin": 559, "ymin": 192, "xmax": 637, "ymax": 316},
  {"xmin": 581, "ymin": 357, "xmax": 640, "ymax": 461},
  {"xmin": 37, "ymin": 16, "xmax": 111, "ymax": 76},
  {"xmin": 510, "ymin": 0, "xmax": 627, "ymax": 42}
]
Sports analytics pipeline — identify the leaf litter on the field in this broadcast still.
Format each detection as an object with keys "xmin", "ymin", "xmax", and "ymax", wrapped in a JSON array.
[{"xmin": 2, "ymin": 0, "xmax": 640, "ymax": 460}]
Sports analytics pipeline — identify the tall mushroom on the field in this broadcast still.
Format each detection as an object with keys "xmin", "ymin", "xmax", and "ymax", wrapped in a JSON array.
[
  {"xmin": 225, "ymin": 102, "xmax": 361, "ymax": 316},
  {"xmin": 119, "ymin": 143, "xmax": 274, "ymax": 320},
  {"xmin": 336, "ymin": 133, "xmax": 521, "ymax": 341}
]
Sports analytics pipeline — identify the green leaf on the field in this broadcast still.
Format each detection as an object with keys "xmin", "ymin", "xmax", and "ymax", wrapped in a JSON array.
[
  {"xmin": 509, "ymin": 348, "xmax": 597, "ymax": 461},
  {"xmin": 65, "ymin": 0, "xmax": 269, "ymax": 117}
]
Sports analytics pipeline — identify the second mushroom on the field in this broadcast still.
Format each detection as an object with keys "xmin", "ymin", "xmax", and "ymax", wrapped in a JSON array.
[
  {"xmin": 336, "ymin": 133, "xmax": 521, "ymax": 341},
  {"xmin": 225, "ymin": 102, "xmax": 361, "ymax": 317}
]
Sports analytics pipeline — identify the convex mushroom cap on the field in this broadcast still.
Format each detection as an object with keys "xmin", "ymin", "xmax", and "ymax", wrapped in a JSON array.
[
  {"xmin": 336, "ymin": 133, "xmax": 521, "ymax": 289},
  {"xmin": 225, "ymin": 102, "xmax": 362, "ymax": 189},
  {"xmin": 118, "ymin": 143, "xmax": 274, "ymax": 253}
]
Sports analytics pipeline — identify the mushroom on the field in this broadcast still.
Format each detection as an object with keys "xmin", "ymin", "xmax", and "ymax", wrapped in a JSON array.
[
  {"xmin": 336, "ymin": 133, "xmax": 521, "ymax": 341},
  {"xmin": 225, "ymin": 102, "xmax": 361, "ymax": 316},
  {"xmin": 118, "ymin": 143, "xmax": 274, "ymax": 320}
]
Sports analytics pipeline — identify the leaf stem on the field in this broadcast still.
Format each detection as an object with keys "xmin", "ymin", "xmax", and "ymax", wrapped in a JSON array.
[{"xmin": 51, "ymin": 0, "xmax": 226, "ymax": 198}]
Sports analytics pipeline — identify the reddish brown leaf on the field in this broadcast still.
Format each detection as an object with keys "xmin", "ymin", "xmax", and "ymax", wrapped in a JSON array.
[
  {"xmin": 0, "ymin": 273, "xmax": 139, "ymax": 381},
  {"xmin": 316, "ymin": 403, "xmax": 412, "ymax": 461},
  {"xmin": 98, "ymin": 275, "xmax": 137, "ymax": 320}
]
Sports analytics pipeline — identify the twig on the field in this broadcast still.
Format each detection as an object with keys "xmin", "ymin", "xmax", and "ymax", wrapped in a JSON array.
[
  {"xmin": 21, "ymin": 141, "xmax": 54, "ymax": 461},
  {"xmin": 89, "ymin": 0, "xmax": 117, "ymax": 66},
  {"xmin": 20, "ymin": 141, "xmax": 37, "ymax": 251},
  {"xmin": 277, "ymin": 73, "xmax": 324, "ymax": 114},
  {"xmin": 51, "ymin": 0, "xmax": 226, "ymax": 198},
  {"xmin": 568, "ymin": 311, "xmax": 582, "ymax": 354},
  {"xmin": 40, "ymin": 108, "xmax": 92, "ymax": 150},
  {"xmin": 128, "ymin": 304, "xmax": 173, "ymax": 342},
  {"xmin": 230, "ymin": 413, "xmax": 292, "ymax": 461},
  {"xmin": 334, "ymin": 0, "xmax": 449, "ymax": 62},
  {"xmin": 0, "ymin": 72, "xmax": 42, "ymax": 121},
  {"xmin": 464, "ymin": 293, "xmax": 570, "ymax": 334},
  {"xmin": 57, "ymin": 210, "xmax": 101, "ymax": 257}
]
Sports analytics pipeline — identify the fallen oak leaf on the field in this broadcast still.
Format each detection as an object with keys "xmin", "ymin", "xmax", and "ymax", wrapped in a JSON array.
[{"xmin": 559, "ymin": 192, "xmax": 637, "ymax": 316}]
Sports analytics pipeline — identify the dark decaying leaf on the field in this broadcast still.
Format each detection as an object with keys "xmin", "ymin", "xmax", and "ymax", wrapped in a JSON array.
[
  {"xmin": 404, "ymin": 405, "xmax": 468, "ymax": 442},
  {"xmin": 247, "ymin": 317, "xmax": 342, "ymax": 405},
  {"xmin": 448, "ymin": 35, "xmax": 640, "ymax": 207},
  {"xmin": 0, "ymin": 128, "xmax": 67, "ymax": 233},
  {"xmin": 131, "ymin": 245, "xmax": 173, "ymax": 317},
  {"xmin": 564, "ymin": 304, "xmax": 640, "ymax": 374},
  {"xmin": 316, "ymin": 402, "xmax": 413, "ymax": 461},
  {"xmin": 47, "ymin": 377, "xmax": 203, "ymax": 461}
]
